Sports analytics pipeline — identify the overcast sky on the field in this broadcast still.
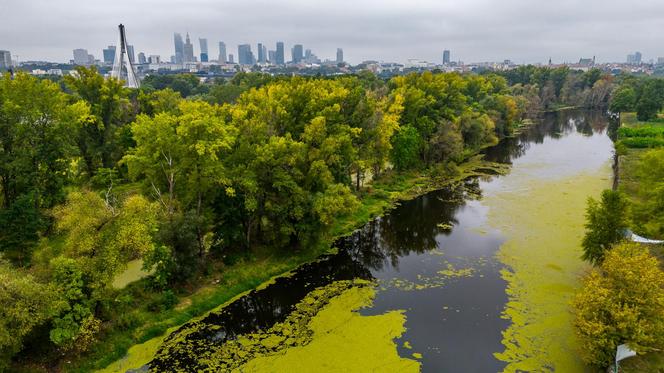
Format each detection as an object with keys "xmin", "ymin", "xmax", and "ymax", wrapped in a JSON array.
[{"xmin": 2, "ymin": 0, "xmax": 664, "ymax": 64}]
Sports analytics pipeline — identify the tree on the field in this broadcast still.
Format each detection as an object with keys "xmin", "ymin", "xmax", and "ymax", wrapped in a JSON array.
[
  {"xmin": 636, "ymin": 80, "xmax": 664, "ymax": 121},
  {"xmin": 64, "ymin": 66, "xmax": 132, "ymax": 175},
  {"xmin": 125, "ymin": 100, "xmax": 237, "ymax": 258},
  {"xmin": 581, "ymin": 190, "xmax": 630, "ymax": 265},
  {"xmin": 53, "ymin": 191, "xmax": 160, "ymax": 296},
  {"xmin": 0, "ymin": 262, "xmax": 61, "ymax": 370},
  {"xmin": 0, "ymin": 72, "xmax": 85, "ymax": 209},
  {"xmin": 0, "ymin": 193, "xmax": 45, "ymax": 265},
  {"xmin": 573, "ymin": 243, "xmax": 664, "ymax": 367},
  {"xmin": 390, "ymin": 125, "xmax": 421, "ymax": 170},
  {"xmin": 609, "ymin": 85, "xmax": 637, "ymax": 121}
]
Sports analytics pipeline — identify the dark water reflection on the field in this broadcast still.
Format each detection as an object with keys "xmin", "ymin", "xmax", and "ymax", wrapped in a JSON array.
[{"xmin": 149, "ymin": 110, "xmax": 612, "ymax": 372}]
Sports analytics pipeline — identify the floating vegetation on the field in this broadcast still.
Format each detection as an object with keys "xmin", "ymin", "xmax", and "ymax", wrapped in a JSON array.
[
  {"xmin": 236, "ymin": 281, "xmax": 420, "ymax": 372},
  {"xmin": 437, "ymin": 222, "xmax": 454, "ymax": 230},
  {"xmin": 486, "ymin": 162, "xmax": 612, "ymax": 372},
  {"xmin": 380, "ymin": 261, "xmax": 482, "ymax": 292}
]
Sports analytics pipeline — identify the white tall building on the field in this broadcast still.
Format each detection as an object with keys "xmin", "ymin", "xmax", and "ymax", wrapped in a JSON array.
[
  {"xmin": 73, "ymin": 48, "xmax": 91, "ymax": 65},
  {"xmin": 0, "ymin": 50, "xmax": 11, "ymax": 70}
]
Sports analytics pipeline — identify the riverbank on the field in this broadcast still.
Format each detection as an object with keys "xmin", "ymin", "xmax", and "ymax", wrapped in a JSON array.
[
  {"xmin": 59, "ymin": 154, "xmax": 507, "ymax": 373},
  {"xmin": 613, "ymin": 112, "xmax": 664, "ymax": 372}
]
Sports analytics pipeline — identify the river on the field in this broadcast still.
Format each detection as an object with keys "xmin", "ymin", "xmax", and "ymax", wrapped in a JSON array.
[{"xmin": 119, "ymin": 110, "xmax": 615, "ymax": 372}]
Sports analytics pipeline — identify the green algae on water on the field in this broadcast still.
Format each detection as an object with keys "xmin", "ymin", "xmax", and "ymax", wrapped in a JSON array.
[
  {"xmin": 234, "ymin": 281, "xmax": 420, "ymax": 372},
  {"xmin": 485, "ymin": 163, "xmax": 612, "ymax": 372}
]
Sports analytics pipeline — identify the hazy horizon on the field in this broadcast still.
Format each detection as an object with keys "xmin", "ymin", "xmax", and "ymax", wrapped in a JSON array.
[{"xmin": 3, "ymin": 0, "xmax": 664, "ymax": 64}]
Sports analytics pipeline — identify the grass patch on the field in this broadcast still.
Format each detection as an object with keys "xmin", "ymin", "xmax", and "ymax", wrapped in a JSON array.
[{"xmin": 615, "ymin": 112, "xmax": 664, "ymax": 372}]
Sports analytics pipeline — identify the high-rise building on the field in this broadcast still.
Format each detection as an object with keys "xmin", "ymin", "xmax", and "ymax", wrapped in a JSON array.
[
  {"xmin": 73, "ymin": 48, "xmax": 90, "ymax": 65},
  {"xmin": 292, "ymin": 44, "xmax": 303, "ymax": 63},
  {"xmin": 149, "ymin": 55, "xmax": 160, "ymax": 64},
  {"xmin": 228, "ymin": 54, "xmax": 234, "ymax": 64},
  {"xmin": 238, "ymin": 44, "xmax": 255, "ymax": 65},
  {"xmin": 138, "ymin": 52, "xmax": 147, "ymax": 64},
  {"xmin": 218, "ymin": 42, "xmax": 227, "ymax": 63},
  {"xmin": 268, "ymin": 50, "xmax": 276, "ymax": 64},
  {"xmin": 276, "ymin": 42, "xmax": 285, "ymax": 65},
  {"xmin": 336, "ymin": 48, "xmax": 344, "ymax": 64},
  {"xmin": 199, "ymin": 38, "xmax": 208, "ymax": 62},
  {"xmin": 0, "ymin": 50, "xmax": 11, "ymax": 70},
  {"xmin": 127, "ymin": 45, "xmax": 135, "ymax": 64},
  {"xmin": 103, "ymin": 46, "xmax": 116, "ymax": 64},
  {"xmin": 627, "ymin": 51, "xmax": 642, "ymax": 65},
  {"xmin": 257, "ymin": 43, "xmax": 265, "ymax": 63},
  {"xmin": 443, "ymin": 50, "xmax": 451, "ymax": 65},
  {"xmin": 183, "ymin": 33, "xmax": 195, "ymax": 63},
  {"xmin": 174, "ymin": 33, "xmax": 184, "ymax": 64}
]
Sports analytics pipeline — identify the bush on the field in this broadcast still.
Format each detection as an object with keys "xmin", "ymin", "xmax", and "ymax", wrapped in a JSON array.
[
  {"xmin": 573, "ymin": 243, "xmax": 664, "ymax": 367},
  {"xmin": 147, "ymin": 290, "xmax": 179, "ymax": 312}
]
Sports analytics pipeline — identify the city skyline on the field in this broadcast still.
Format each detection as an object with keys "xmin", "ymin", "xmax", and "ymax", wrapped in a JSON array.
[{"xmin": 5, "ymin": 0, "xmax": 664, "ymax": 65}]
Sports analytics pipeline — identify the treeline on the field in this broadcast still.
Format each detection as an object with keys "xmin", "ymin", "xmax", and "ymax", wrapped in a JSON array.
[
  {"xmin": 610, "ymin": 76, "xmax": 664, "ymax": 121},
  {"xmin": 498, "ymin": 65, "xmax": 613, "ymax": 111},
  {"xmin": 0, "ymin": 66, "xmax": 543, "ymax": 370}
]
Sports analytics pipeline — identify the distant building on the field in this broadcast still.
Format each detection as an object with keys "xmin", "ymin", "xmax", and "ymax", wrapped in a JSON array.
[
  {"xmin": 443, "ymin": 50, "xmax": 451, "ymax": 65},
  {"xmin": 336, "ymin": 48, "xmax": 344, "ymax": 64},
  {"xmin": 103, "ymin": 46, "xmax": 116, "ymax": 64},
  {"xmin": 292, "ymin": 44, "xmax": 303, "ymax": 63},
  {"xmin": 578, "ymin": 57, "xmax": 594, "ymax": 66},
  {"xmin": 268, "ymin": 50, "xmax": 276, "ymax": 64},
  {"xmin": 262, "ymin": 45, "xmax": 268, "ymax": 63},
  {"xmin": 228, "ymin": 54, "xmax": 234, "ymax": 64},
  {"xmin": 627, "ymin": 51, "xmax": 642, "ymax": 65},
  {"xmin": 658, "ymin": 57, "xmax": 664, "ymax": 65},
  {"xmin": 183, "ymin": 33, "xmax": 194, "ymax": 63},
  {"xmin": 73, "ymin": 48, "xmax": 91, "ymax": 65},
  {"xmin": 238, "ymin": 44, "xmax": 254, "ymax": 65},
  {"xmin": 174, "ymin": 33, "xmax": 184, "ymax": 64},
  {"xmin": 199, "ymin": 38, "xmax": 208, "ymax": 62},
  {"xmin": 218, "ymin": 42, "xmax": 227, "ymax": 63},
  {"xmin": 149, "ymin": 55, "xmax": 160, "ymax": 64},
  {"xmin": 257, "ymin": 43, "xmax": 266, "ymax": 63},
  {"xmin": 276, "ymin": 42, "xmax": 285, "ymax": 65},
  {"xmin": 0, "ymin": 50, "xmax": 12, "ymax": 70},
  {"xmin": 138, "ymin": 52, "xmax": 147, "ymax": 64},
  {"xmin": 126, "ymin": 45, "xmax": 135, "ymax": 64}
]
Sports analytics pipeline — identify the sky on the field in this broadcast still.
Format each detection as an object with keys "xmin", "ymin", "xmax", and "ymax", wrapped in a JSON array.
[{"xmin": 2, "ymin": 0, "xmax": 664, "ymax": 65}]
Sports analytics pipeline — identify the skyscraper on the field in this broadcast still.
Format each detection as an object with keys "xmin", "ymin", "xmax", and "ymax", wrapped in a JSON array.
[
  {"xmin": 73, "ymin": 48, "xmax": 90, "ymax": 65},
  {"xmin": 276, "ymin": 42, "xmax": 285, "ymax": 65},
  {"xmin": 336, "ymin": 48, "xmax": 343, "ymax": 64},
  {"xmin": 268, "ymin": 50, "xmax": 276, "ymax": 64},
  {"xmin": 443, "ymin": 50, "xmax": 451, "ymax": 65},
  {"xmin": 183, "ymin": 33, "xmax": 195, "ymax": 63},
  {"xmin": 218, "ymin": 42, "xmax": 227, "ymax": 63},
  {"xmin": 127, "ymin": 45, "xmax": 135, "ymax": 64},
  {"xmin": 0, "ymin": 50, "xmax": 12, "ymax": 70},
  {"xmin": 199, "ymin": 38, "xmax": 208, "ymax": 62},
  {"xmin": 228, "ymin": 54, "xmax": 234, "ymax": 64},
  {"xmin": 174, "ymin": 33, "xmax": 184, "ymax": 64},
  {"xmin": 238, "ymin": 44, "xmax": 255, "ymax": 65},
  {"xmin": 138, "ymin": 52, "xmax": 147, "ymax": 64},
  {"xmin": 257, "ymin": 43, "xmax": 265, "ymax": 63},
  {"xmin": 292, "ymin": 44, "xmax": 303, "ymax": 63},
  {"xmin": 103, "ymin": 46, "xmax": 116, "ymax": 64}
]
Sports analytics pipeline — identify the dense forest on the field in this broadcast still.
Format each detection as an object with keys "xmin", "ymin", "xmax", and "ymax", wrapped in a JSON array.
[{"xmin": 0, "ymin": 66, "xmax": 616, "ymax": 371}]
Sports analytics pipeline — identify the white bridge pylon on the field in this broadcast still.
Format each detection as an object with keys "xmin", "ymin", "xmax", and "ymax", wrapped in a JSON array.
[{"xmin": 111, "ymin": 24, "xmax": 140, "ymax": 88}]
